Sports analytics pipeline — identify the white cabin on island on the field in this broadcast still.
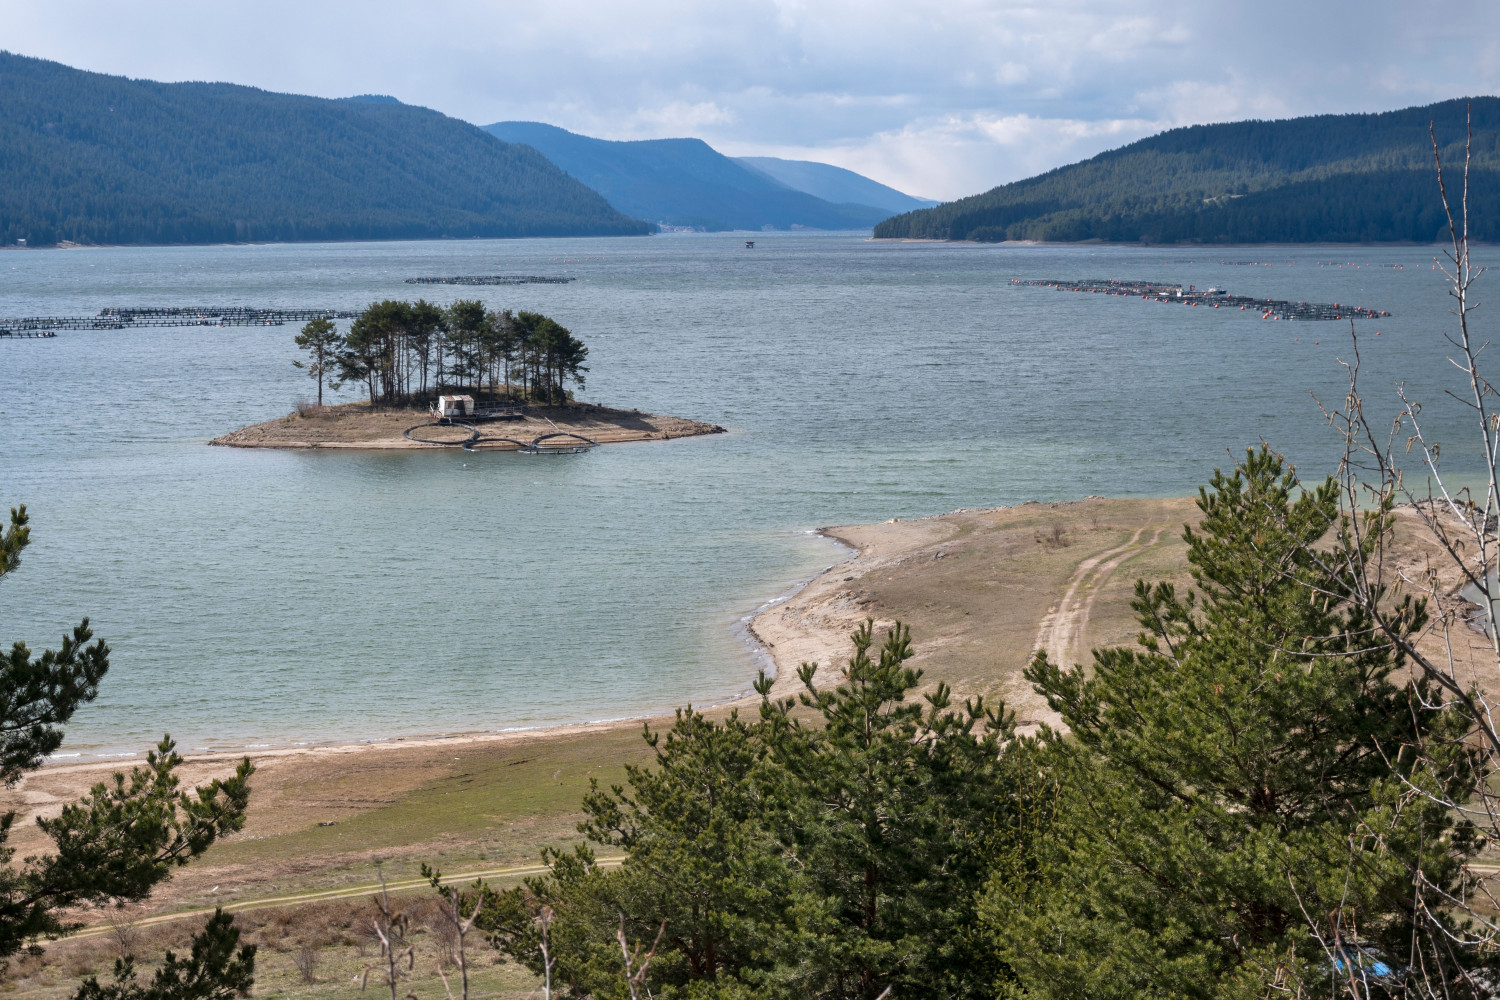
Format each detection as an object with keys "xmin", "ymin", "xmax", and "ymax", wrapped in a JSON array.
[{"xmin": 437, "ymin": 394, "xmax": 475, "ymax": 419}]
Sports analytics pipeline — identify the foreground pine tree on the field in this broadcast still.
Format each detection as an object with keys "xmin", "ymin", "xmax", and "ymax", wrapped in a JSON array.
[
  {"xmin": 998, "ymin": 448, "xmax": 1476, "ymax": 998},
  {"xmin": 482, "ymin": 623, "xmax": 1023, "ymax": 1000}
]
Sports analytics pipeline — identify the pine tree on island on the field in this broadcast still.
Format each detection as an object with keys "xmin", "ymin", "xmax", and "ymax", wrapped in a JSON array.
[
  {"xmin": 292, "ymin": 316, "xmax": 340, "ymax": 407},
  {"xmin": 296, "ymin": 300, "xmax": 589, "ymax": 408}
]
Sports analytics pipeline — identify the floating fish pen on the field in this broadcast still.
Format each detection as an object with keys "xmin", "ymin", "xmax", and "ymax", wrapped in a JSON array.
[
  {"xmin": 1013, "ymin": 279, "xmax": 1389, "ymax": 322},
  {"xmin": 404, "ymin": 275, "xmax": 575, "ymax": 286},
  {"xmin": 1158, "ymin": 259, "xmax": 1409, "ymax": 270},
  {"xmin": 100, "ymin": 306, "xmax": 359, "ymax": 323},
  {"xmin": 0, "ymin": 306, "xmax": 357, "ymax": 337}
]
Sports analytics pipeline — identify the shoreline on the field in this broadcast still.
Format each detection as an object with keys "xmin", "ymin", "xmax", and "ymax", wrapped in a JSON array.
[
  {"xmin": 38, "ymin": 719, "xmax": 648, "ymax": 778},
  {"xmin": 38, "ymin": 528, "xmax": 863, "ymax": 774},
  {"xmin": 1, "ymin": 496, "xmax": 1217, "ymax": 924},
  {"xmin": 26, "ymin": 499, "xmax": 1155, "ymax": 774},
  {"xmin": 3, "ymin": 496, "xmax": 1487, "ymax": 960},
  {"xmin": 37, "ymin": 514, "xmax": 898, "ymax": 776},
  {"xmin": 37, "ymin": 496, "xmax": 1481, "ymax": 776}
]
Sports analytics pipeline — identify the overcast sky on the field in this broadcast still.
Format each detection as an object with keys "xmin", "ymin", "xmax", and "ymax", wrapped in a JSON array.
[{"xmin": 4, "ymin": 0, "xmax": 1498, "ymax": 200}]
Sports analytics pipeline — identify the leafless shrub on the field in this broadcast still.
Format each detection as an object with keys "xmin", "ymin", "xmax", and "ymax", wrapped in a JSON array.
[
  {"xmin": 65, "ymin": 952, "xmax": 99, "ymax": 980},
  {"xmin": 425, "ymin": 867, "xmax": 487, "ymax": 1000},
  {"xmin": 429, "ymin": 912, "xmax": 460, "ymax": 968},
  {"xmin": 1034, "ymin": 523, "xmax": 1070, "ymax": 549},
  {"xmin": 293, "ymin": 943, "xmax": 320, "ymax": 984},
  {"xmin": 106, "ymin": 907, "xmax": 142, "ymax": 959},
  {"xmin": 354, "ymin": 865, "xmax": 414, "ymax": 1000},
  {"xmin": 616, "ymin": 914, "xmax": 666, "ymax": 1000},
  {"xmin": 354, "ymin": 915, "xmax": 378, "ymax": 957},
  {"xmin": 293, "ymin": 396, "xmax": 319, "ymax": 417},
  {"xmin": 1284, "ymin": 106, "xmax": 1500, "ymax": 996}
]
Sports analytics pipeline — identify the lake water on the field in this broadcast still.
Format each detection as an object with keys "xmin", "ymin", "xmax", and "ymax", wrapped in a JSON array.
[{"xmin": 1, "ymin": 233, "xmax": 1491, "ymax": 758}]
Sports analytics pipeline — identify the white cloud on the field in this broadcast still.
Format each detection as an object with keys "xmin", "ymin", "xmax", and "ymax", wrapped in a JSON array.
[
  {"xmin": 724, "ymin": 113, "xmax": 1165, "ymax": 200},
  {"xmin": 619, "ymin": 101, "xmax": 736, "ymax": 137},
  {"xmin": 1131, "ymin": 79, "xmax": 1294, "ymax": 126}
]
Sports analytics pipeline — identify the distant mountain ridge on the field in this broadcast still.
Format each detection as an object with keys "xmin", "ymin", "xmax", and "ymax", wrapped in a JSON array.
[
  {"xmin": 483, "ymin": 121, "xmax": 898, "ymax": 231},
  {"xmin": 0, "ymin": 52, "xmax": 650, "ymax": 246},
  {"xmin": 736, "ymin": 156, "xmax": 936, "ymax": 214},
  {"xmin": 875, "ymin": 98, "xmax": 1500, "ymax": 244}
]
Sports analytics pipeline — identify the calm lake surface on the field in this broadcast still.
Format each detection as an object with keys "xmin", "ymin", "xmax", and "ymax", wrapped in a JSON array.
[{"xmin": 1, "ymin": 233, "xmax": 1491, "ymax": 757}]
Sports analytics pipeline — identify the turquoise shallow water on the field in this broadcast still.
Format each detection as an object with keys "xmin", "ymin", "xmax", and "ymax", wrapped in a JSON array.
[{"xmin": 0, "ymin": 233, "xmax": 1491, "ymax": 757}]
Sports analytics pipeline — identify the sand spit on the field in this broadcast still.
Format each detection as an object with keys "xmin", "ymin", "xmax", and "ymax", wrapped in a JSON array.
[{"xmin": 748, "ymin": 498, "xmax": 1197, "ymax": 730}]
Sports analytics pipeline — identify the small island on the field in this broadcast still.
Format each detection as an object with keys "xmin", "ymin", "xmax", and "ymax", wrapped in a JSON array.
[{"xmin": 212, "ymin": 299, "xmax": 725, "ymax": 450}]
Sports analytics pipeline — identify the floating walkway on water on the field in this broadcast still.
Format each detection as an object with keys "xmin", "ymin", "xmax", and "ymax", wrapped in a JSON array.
[
  {"xmin": 402, "ymin": 422, "xmax": 598, "ymax": 454},
  {"xmin": 0, "ymin": 306, "xmax": 357, "ymax": 337},
  {"xmin": 1014, "ymin": 279, "xmax": 1389, "ymax": 322},
  {"xmin": 404, "ymin": 275, "xmax": 574, "ymax": 286}
]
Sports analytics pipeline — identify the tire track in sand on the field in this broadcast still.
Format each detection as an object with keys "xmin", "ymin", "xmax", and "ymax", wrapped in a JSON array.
[{"xmin": 1033, "ymin": 527, "xmax": 1164, "ymax": 667}]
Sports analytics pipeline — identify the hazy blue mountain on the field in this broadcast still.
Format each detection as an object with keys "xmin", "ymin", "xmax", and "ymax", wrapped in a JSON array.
[
  {"xmin": 875, "ymin": 97, "xmax": 1500, "ymax": 243},
  {"xmin": 0, "ymin": 52, "xmax": 650, "ymax": 246},
  {"xmin": 736, "ymin": 156, "xmax": 936, "ymax": 214},
  {"xmin": 483, "ymin": 121, "xmax": 889, "ymax": 231}
]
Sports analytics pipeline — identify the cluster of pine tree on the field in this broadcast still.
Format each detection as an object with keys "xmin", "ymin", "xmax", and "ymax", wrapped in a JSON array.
[
  {"xmin": 294, "ymin": 302, "xmax": 588, "ymax": 408},
  {"xmin": 460, "ymin": 449, "xmax": 1481, "ymax": 999}
]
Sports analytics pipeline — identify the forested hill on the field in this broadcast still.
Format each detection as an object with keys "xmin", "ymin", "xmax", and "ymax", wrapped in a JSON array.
[
  {"xmin": 874, "ymin": 98, "xmax": 1500, "ymax": 244},
  {"xmin": 0, "ymin": 53, "xmax": 651, "ymax": 246},
  {"xmin": 484, "ymin": 121, "xmax": 891, "ymax": 231}
]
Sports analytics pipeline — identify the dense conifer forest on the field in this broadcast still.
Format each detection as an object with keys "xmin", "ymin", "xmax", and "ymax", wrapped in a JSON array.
[
  {"xmin": 875, "ymin": 98, "xmax": 1500, "ymax": 243},
  {"xmin": 0, "ymin": 53, "xmax": 652, "ymax": 246}
]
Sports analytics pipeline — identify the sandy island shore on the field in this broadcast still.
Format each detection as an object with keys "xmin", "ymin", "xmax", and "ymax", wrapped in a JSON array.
[{"xmin": 210, "ymin": 400, "xmax": 725, "ymax": 450}]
